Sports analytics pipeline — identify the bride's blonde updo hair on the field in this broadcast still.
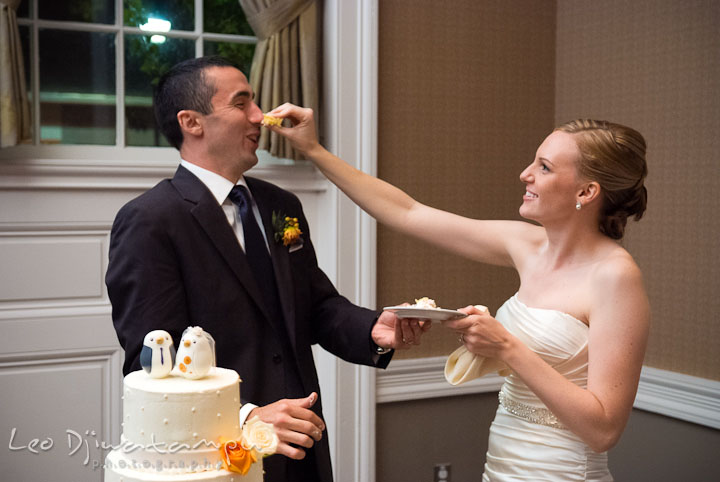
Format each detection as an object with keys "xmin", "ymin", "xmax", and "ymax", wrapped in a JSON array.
[{"xmin": 555, "ymin": 119, "xmax": 648, "ymax": 240}]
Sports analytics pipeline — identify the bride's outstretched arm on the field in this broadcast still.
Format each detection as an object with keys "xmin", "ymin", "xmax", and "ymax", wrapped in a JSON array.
[
  {"xmin": 268, "ymin": 105, "xmax": 419, "ymax": 232},
  {"xmin": 267, "ymin": 103, "xmax": 536, "ymax": 267}
]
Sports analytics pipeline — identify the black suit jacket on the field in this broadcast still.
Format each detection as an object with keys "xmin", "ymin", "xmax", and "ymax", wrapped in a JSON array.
[{"xmin": 106, "ymin": 165, "xmax": 392, "ymax": 482}]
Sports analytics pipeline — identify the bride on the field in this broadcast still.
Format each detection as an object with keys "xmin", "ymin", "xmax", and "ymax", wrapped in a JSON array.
[{"xmin": 267, "ymin": 104, "xmax": 650, "ymax": 481}]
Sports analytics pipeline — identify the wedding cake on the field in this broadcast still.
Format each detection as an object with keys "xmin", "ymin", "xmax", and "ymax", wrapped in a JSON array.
[{"xmin": 104, "ymin": 328, "xmax": 276, "ymax": 481}]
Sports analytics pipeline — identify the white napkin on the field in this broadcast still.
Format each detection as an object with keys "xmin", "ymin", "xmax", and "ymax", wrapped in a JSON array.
[{"xmin": 443, "ymin": 305, "xmax": 511, "ymax": 385}]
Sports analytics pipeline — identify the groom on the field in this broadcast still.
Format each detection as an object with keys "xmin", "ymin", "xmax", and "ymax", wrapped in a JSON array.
[{"xmin": 106, "ymin": 56, "xmax": 427, "ymax": 482}]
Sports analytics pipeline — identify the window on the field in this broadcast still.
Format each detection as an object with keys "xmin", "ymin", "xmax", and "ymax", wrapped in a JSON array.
[{"xmin": 15, "ymin": 0, "xmax": 256, "ymax": 148}]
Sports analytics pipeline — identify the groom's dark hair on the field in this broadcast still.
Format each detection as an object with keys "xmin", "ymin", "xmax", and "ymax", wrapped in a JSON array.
[{"xmin": 154, "ymin": 56, "xmax": 238, "ymax": 150}]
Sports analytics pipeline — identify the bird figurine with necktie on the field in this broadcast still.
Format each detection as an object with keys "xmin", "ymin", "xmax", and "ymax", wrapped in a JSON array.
[{"xmin": 140, "ymin": 330, "xmax": 176, "ymax": 378}]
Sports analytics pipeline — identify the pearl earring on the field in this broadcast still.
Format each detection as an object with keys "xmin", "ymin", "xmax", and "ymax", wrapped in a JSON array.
[{"xmin": 575, "ymin": 201, "xmax": 582, "ymax": 210}]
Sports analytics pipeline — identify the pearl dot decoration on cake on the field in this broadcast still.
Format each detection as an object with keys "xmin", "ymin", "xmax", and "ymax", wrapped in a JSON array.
[
  {"xmin": 193, "ymin": 432, "xmax": 198, "ymax": 438},
  {"xmin": 217, "ymin": 413, "xmax": 221, "ymax": 418},
  {"xmin": 216, "ymin": 390, "xmax": 221, "ymax": 396},
  {"xmin": 191, "ymin": 407, "xmax": 196, "ymax": 413},
  {"xmin": 163, "ymin": 394, "xmax": 169, "ymax": 400},
  {"xmin": 163, "ymin": 418, "xmax": 169, "ymax": 424}
]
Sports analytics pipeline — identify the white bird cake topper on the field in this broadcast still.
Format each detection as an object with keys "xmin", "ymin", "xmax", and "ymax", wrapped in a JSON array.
[
  {"xmin": 176, "ymin": 326, "xmax": 216, "ymax": 379},
  {"xmin": 140, "ymin": 330, "xmax": 176, "ymax": 378}
]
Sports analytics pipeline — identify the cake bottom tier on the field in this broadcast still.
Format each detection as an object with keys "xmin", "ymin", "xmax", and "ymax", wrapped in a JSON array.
[{"xmin": 104, "ymin": 448, "xmax": 263, "ymax": 481}]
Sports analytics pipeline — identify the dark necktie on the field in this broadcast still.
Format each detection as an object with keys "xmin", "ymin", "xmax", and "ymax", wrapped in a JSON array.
[
  {"xmin": 227, "ymin": 185, "xmax": 304, "ymax": 398},
  {"xmin": 227, "ymin": 185, "xmax": 280, "ymax": 313}
]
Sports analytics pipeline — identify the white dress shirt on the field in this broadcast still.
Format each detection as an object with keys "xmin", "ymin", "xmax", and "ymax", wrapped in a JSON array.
[{"xmin": 180, "ymin": 159, "xmax": 263, "ymax": 424}]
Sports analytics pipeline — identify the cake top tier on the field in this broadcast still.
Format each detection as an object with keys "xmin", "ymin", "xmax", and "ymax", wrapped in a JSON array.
[{"xmin": 125, "ymin": 367, "xmax": 239, "ymax": 394}]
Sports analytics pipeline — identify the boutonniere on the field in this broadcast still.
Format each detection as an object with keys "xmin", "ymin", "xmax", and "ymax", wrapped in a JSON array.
[{"xmin": 272, "ymin": 211, "xmax": 303, "ymax": 248}]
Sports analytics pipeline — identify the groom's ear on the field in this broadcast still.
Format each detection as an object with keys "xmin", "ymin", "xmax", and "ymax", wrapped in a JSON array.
[{"xmin": 177, "ymin": 110, "xmax": 204, "ymax": 138}]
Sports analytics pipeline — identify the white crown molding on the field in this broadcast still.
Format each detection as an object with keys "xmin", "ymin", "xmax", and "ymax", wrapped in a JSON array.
[{"xmin": 377, "ymin": 356, "xmax": 720, "ymax": 430}]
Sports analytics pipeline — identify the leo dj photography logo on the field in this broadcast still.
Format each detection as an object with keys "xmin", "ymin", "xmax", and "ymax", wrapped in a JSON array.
[{"xmin": 7, "ymin": 427, "xmax": 223, "ymax": 471}]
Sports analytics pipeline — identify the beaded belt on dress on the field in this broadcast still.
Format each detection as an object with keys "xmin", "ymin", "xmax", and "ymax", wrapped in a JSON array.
[{"xmin": 498, "ymin": 391, "xmax": 567, "ymax": 429}]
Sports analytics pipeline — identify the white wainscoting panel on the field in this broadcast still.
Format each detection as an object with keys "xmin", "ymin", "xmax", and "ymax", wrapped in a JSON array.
[
  {"xmin": 0, "ymin": 236, "xmax": 103, "ymax": 302},
  {"xmin": 1, "ymin": 349, "xmax": 122, "ymax": 482}
]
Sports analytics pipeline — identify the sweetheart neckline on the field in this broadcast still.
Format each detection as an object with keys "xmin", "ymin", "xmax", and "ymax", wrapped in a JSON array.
[{"xmin": 512, "ymin": 293, "xmax": 588, "ymax": 328}]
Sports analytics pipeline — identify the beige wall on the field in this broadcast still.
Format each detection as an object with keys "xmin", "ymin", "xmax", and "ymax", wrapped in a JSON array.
[
  {"xmin": 377, "ymin": 0, "xmax": 555, "ymax": 359},
  {"xmin": 378, "ymin": 0, "xmax": 720, "ymax": 380},
  {"xmin": 555, "ymin": 0, "xmax": 720, "ymax": 379}
]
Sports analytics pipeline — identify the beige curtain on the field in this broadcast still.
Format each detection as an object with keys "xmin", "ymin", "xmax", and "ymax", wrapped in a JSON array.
[
  {"xmin": 239, "ymin": 0, "xmax": 318, "ymax": 160},
  {"xmin": 0, "ymin": 0, "xmax": 31, "ymax": 147}
]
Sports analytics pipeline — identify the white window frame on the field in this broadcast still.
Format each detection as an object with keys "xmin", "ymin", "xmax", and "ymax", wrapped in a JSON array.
[{"xmin": 7, "ymin": 0, "xmax": 265, "ymax": 162}]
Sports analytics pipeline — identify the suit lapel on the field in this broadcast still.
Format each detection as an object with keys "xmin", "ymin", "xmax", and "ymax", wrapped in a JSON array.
[
  {"xmin": 247, "ymin": 177, "xmax": 298, "ymax": 350},
  {"xmin": 171, "ymin": 166, "xmax": 274, "ymax": 324}
]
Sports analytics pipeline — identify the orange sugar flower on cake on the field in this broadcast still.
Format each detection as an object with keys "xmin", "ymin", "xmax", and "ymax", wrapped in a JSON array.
[{"xmin": 219, "ymin": 439, "xmax": 258, "ymax": 475}]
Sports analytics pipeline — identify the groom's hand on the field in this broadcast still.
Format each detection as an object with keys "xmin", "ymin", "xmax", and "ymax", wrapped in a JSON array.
[
  {"xmin": 371, "ymin": 307, "xmax": 431, "ymax": 351},
  {"xmin": 249, "ymin": 392, "xmax": 325, "ymax": 460}
]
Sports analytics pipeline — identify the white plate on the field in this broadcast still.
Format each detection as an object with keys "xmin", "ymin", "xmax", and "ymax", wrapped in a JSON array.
[{"xmin": 383, "ymin": 306, "xmax": 467, "ymax": 321}]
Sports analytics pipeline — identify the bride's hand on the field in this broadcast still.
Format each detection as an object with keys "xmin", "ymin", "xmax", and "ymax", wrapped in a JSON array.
[
  {"xmin": 443, "ymin": 305, "xmax": 515, "ymax": 360},
  {"xmin": 266, "ymin": 103, "xmax": 322, "ymax": 157}
]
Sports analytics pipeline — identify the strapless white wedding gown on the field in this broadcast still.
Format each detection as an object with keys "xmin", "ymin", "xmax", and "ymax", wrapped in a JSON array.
[{"xmin": 482, "ymin": 294, "xmax": 612, "ymax": 481}]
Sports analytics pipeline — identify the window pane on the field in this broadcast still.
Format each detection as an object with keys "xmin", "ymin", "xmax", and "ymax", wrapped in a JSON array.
[
  {"xmin": 39, "ymin": 0, "xmax": 114, "ymax": 24},
  {"xmin": 17, "ymin": 0, "xmax": 30, "ymax": 18},
  {"xmin": 39, "ymin": 30, "xmax": 116, "ymax": 145},
  {"xmin": 204, "ymin": 41, "xmax": 255, "ymax": 78},
  {"xmin": 204, "ymin": 0, "xmax": 254, "ymax": 36},
  {"xmin": 125, "ymin": 34, "xmax": 194, "ymax": 147},
  {"xmin": 124, "ymin": 0, "xmax": 194, "ymax": 32}
]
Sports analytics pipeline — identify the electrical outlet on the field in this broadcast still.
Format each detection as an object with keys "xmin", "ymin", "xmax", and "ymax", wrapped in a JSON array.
[{"xmin": 434, "ymin": 463, "xmax": 451, "ymax": 482}]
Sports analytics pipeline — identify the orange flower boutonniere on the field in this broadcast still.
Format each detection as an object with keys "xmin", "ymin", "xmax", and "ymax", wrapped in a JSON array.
[{"xmin": 272, "ymin": 211, "xmax": 303, "ymax": 247}]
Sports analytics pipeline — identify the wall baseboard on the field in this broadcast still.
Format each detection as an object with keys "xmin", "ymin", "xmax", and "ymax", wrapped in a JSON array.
[{"xmin": 377, "ymin": 356, "xmax": 720, "ymax": 429}]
